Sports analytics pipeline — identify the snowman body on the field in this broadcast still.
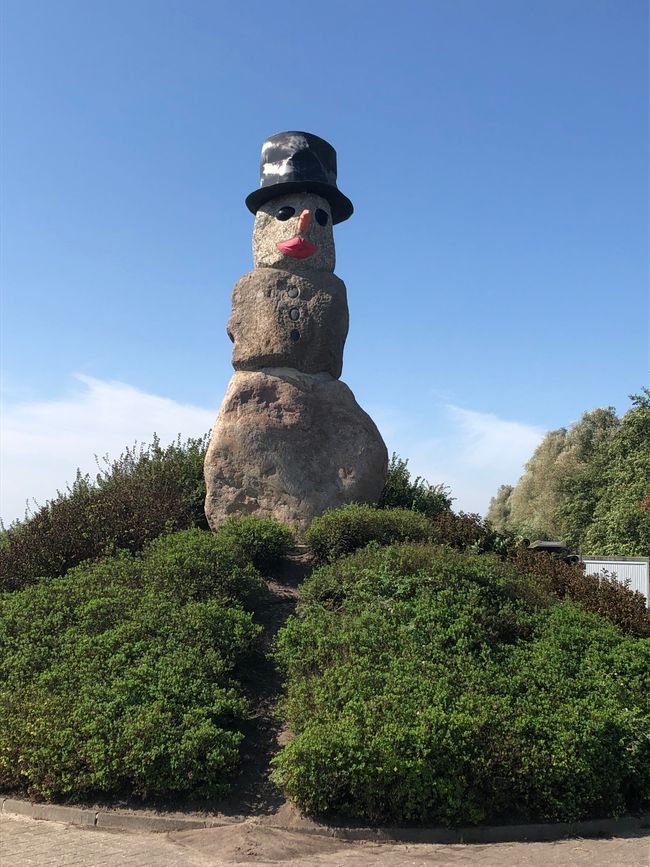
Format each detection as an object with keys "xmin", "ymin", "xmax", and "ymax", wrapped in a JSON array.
[
  {"xmin": 205, "ymin": 163, "xmax": 387, "ymax": 533},
  {"xmin": 228, "ymin": 268, "xmax": 348, "ymax": 378}
]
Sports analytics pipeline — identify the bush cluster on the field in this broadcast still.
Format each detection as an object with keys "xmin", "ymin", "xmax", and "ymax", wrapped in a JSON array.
[
  {"xmin": 507, "ymin": 547, "xmax": 650, "ymax": 638},
  {"xmin": 1, "ymin": 436, "xmax": 209, "ymax": 592},
  {"xmin": 305, "ymin": 505, "xmax": 432, "ymax": 562},
  {"xmin": 216, "ymin": 515, "xmax": 295, "ymax": 572},
  {"xmin": 305, "ymin": 504, "xmax": 516, "ymax": 562},
  {"xmin": 139, "ymin": 528, "xmax": 265, "ymax": 602},
  {"xmin": 379, "ymin": 454, "xmax": 452, "ymax": 518},
  {"xmin": 428, "ymin": 511, "xmax": 510, "ymax": 553},
  {"xmin": 304, "ymin": 504, "xmax": 647, "ymax": 638},
  {"xmin": 0, "ymin": 525, "xmax": 280, "ymax": 801},
  {"xmin": 139, "ymin": 518, "xmax": 294, "ymax": 601},
  {"xmin": 272, "ymin": 544, "xmax": 650, "ymax": 825},
  {"xmin": 4, "ymin": 420, "xmax": 647, "ymax": 827}
]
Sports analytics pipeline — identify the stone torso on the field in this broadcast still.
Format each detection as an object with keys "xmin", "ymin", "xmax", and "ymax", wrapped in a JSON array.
[{"xmin": 228, "ymin": 267, "xmax": 349, "ymax": 379}]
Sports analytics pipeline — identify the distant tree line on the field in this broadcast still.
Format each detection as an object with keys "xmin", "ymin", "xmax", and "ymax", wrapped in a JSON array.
[{"xmin": 487, "ymin": 389, "xmax": 650, "ymax": 556}]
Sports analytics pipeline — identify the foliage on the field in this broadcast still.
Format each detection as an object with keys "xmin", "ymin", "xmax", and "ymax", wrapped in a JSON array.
[
  {"xmin": 487, "ymin": 484, "xmax": 513, "ymax": 532},
  {"xmin": 507, "ymin": 547, "xmax": 650, "ymax": 638},
  {"xmin": 272, "ymin": 544, "xmax": 650, "ymax": 825},
  {"xmin": 488, "ymin": 392, "xmax": 650, "ymax": 557},
  {"xmin": 297, "ymin": 542, "xmax": 551, "ymax": 615},
  {"xmin": 560, "ymin": 390, "xmax": 650, "ymax": 555},
  {"xmin": 379, "ymin": 454, "xmax": 452, "ymax": 517},
  {"xmin": 429, "ymin": 511, "xmax": 512, "ymax": 554},
  {"xmin": 487, "ymin": 407, "xmax": 619, "ymax": 540},
  {"xmin": 140, "ymin": 528, "xmax": 265, "ymax": 602},
  {"xmin": 305, "ymin": 505, "xmax": 432, "ymax": 562},
  {"xmin": 305, "ymin": 504, "xmax": 515, "ymax": 565},
  {"xmin": 216, "ymin": 515, "xmax": 295, "ymax": 572},
  {"xmin": 0, "ymin": 435, "xmax": 209, "ymax": 592},
  {"xmin": 0, "ymin": 539, "xmax": 261, "ymax": 801}
]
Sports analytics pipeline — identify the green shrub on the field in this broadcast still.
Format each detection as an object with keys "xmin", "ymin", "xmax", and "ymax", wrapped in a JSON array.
[
  {"xmin": 216, "ymin": 515, "xmax": 294, "ymax": 572},
  {"xmin": 508, "ymin": 547, "xmax": 650, "ymax": 637},
  {"xmin": 428, "ymin": 511, "xmax": 499, "ymax": 551},
  {"xmin": 0, "ymin": 549, "xmax": 261, "ymax": 801},
  {"xmin": 140, "ymin": 528, "xmax": 264, "ymax": 602},
  {"xmin": 297, "ymin": 543, "xmax": 552, "ymax": 617},
  {"xmin": 305, "ymin": 504, "xmax": 432, "ymax": 562},
  {"xmin": 305, "ymin": 502, "xmax": 513, "ymax": 566},
  {"xmin": 272, "ymin": 544, "xmax": 650, "ymax": 825},
  {"xmin": 297, "ymin": 542, "xmax": 435, "ymax": 610},
  {"xmin": 0, "ymin": 435, "xmax": 209, "ymax": 592},
  {"xmin": 379, "ymin": 454, "xmax": 452, "ymax": 517}
]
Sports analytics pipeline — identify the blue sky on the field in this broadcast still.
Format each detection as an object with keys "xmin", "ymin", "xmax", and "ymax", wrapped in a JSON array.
[{"xmin": 1, "ymin": 0, "xmax": 648, "ymax": 523}]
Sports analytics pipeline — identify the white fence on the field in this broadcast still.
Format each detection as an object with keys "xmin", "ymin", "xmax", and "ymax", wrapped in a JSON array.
[{"xmin": 581, "ymin": 557, "xmax": 650, "ymax": 607}]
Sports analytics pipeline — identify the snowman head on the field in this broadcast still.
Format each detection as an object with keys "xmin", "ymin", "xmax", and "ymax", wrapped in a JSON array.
[{"xmin": 252, "ymin": 192, "xmax": 335, "ymax": 273}]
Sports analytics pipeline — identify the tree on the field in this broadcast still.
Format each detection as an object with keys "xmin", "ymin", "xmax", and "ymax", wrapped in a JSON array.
[
  {"xmin": 486, "ymin": 484, "xmax": 514, "ymax": 533},
  {"xmin": 489, "ymin": 391, "xmax": 649, "ymax": 556},
  {"xmin": 493, "ymin": 408, "xmax": 619, "ymax": 541},
  {"xmin": 570, "ymin": 391, "xmax": 650, "ymax": 555},
  {"xmin": 506, "ymin": 427, "xmax": 568, "ymax": 539}
]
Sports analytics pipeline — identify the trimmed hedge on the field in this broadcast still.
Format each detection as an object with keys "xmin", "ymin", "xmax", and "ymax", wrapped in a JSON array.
[
  {"xmin": 0, "ymin": 529, "xmax": 264, "ymax": 801},
  {"xmin": 305, "ymin": 505, "xmax": 432, "ymax": 562},
  {"xmin": 272, "ymin": 544, "xmax": 650, "ymax": 825}
]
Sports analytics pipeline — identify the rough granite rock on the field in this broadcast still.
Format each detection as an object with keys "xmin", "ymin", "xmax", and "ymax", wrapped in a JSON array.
[
  {"xmin": 228, "ymin": 268, "xmax": 349, "ymax": 379},
  {"xmin": 252, "ymin": 192, "xmax": 335, "ymax": 273},
  {"xmin": 204, "ymin": 368, "xmax": 388, "ymax": 533}
]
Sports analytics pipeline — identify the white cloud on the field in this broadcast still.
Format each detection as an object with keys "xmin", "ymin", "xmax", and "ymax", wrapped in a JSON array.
[
  {"xmin": 1, "ymin": 375, "xmax": 214, "ymax": 524},
  {"xmin": 447, "ymin": 404, "xmax": 544, "ymax": 472},
  {"xmin": 369, "ymin": 402, "xmax": 544, "ymax": 516}
]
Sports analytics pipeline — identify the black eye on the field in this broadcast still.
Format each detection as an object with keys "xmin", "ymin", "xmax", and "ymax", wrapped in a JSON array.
[
  {"xmin": 315, "ymin": 209, "xmax": 329, "ymax": 226},
  {"xmin": 276, "ymin": 206, "xmax": 295, "ymax": 221}
]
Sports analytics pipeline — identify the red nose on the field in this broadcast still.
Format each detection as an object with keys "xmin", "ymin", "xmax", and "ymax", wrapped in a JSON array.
[{"xmin": 298, "ymin": 209, "xmax": 311, "ymax": 233}]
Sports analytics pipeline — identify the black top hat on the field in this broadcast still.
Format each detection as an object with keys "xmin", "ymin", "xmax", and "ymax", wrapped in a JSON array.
[{"xmin": 245, "ymin": 131, "xmax": 353, "ymax": 224}]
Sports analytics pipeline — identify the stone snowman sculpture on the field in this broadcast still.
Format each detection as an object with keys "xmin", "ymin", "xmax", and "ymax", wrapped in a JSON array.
[{"xmin": 204, "ymin": 131, "xmax": 388, "ymax": 533}]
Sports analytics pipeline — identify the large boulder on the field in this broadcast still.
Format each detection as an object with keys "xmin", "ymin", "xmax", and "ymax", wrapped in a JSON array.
[
  {"xmin": 204, "ymin": 368, "xmax": 387, "ymax": 533},
  {"xmin": 228, "ymin": 268, "xmax": 348, "ymax": 379}
]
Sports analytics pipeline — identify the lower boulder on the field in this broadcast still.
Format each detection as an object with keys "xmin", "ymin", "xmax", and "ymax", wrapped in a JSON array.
[{"xmin": 204, "ymin": 368, "xmax": 388, "ymax": 533}]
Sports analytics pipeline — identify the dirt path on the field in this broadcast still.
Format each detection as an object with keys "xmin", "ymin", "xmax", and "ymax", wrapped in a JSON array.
[{"xmin": 215, "ymin": 552, "xmax": 309, "ymax": 817}]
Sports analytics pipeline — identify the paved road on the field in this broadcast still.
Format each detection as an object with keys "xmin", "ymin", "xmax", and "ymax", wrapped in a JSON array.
[
  {"xmin": 1, "ymin": 814, "xmax": 209, "ymax": 867},
  {"xmin": 2, "ymin": 813, "xmax": 649, "ymax": 867}
]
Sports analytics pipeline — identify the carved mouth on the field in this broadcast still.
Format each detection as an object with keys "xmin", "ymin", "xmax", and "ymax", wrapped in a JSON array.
[{"xmin": 276, "ymin": 237, "xmax": 318, "ymax": 259}]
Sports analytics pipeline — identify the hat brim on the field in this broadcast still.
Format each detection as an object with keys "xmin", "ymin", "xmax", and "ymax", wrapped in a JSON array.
[{"xmin": 245, "ymin": 181, "xmax": 353, "ymax": 224}]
